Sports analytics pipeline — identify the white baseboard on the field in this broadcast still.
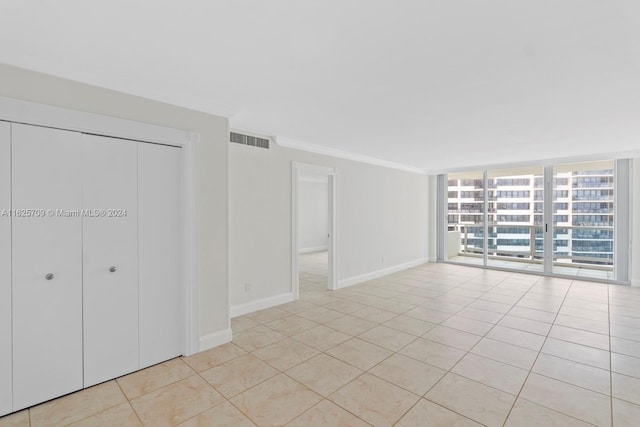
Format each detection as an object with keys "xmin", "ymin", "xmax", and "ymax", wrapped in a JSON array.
[
  {"xmin": 298, "ymin": 246, "xmax": 328, "ymax": 254},
  {"xmin": 337, "ymin": 258, "xmax": 428, "ymax": 289},
  {"xmin": 632, "ymin": 278, "xmax": 640, "ymax": 287},
  {"xmin": 199, "ymin": 328, "xmax": 233, "ymax": 352},
  {"xmin": 230, "ymin": 292, "xmax": 295, "ymax": 318}
]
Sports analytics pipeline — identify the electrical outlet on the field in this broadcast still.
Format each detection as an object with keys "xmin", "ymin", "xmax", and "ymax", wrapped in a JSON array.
[
  {"xmin": 244, "ymin": 282, "xmax": 252, "ymax": 292},
  {"xmin": 381, "ymin": 256, "xmax": 385, "ymax": 265}
]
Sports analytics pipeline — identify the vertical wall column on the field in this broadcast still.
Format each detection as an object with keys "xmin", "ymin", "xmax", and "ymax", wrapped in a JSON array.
[{"xmin": 0, "ymin": 122, "xmax": 12, "ymax": 415}]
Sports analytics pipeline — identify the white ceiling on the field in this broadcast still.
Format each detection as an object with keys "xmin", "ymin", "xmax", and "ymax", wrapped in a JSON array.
[{"xmin": 2, "ymin": 1, "xmax": 639, "ymax": 172}]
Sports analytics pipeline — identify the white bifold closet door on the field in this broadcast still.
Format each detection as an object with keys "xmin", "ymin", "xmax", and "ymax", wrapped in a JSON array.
[
  {"xmin": 82, "ymin": 135, "xmax": 139, "ymax": 387},
  {"xmin": 0, "ymin": 121, "xmax": 12, "ymax": 415},
  {"xmin": 138, "ymin": 143, "xmax": 183, "ymax": 368},
  {"xmin": 11, "ymin": 124, "xmax": 83, "ymax": 410}
]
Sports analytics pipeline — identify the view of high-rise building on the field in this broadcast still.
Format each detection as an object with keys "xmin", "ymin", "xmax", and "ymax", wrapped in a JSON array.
[{"xmin": 447, "ymin": 163, "xmax": 614, "ymax": 271}]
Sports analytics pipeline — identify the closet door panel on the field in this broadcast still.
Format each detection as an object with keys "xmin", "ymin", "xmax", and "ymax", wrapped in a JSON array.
[
  {"xmin": 11, "ymin": 124, "xmax": 83, "ymax": 410},
  {"xmin": 0, "ymin": 122, "xmax": 11, "ymax": 416},
  {"xmin": 82, "ymin": 135, "xmax": 138, "ymax": 387},
  {"xmin": 138, "ymin": 143, "xmax": 183, "ymax": 368}
]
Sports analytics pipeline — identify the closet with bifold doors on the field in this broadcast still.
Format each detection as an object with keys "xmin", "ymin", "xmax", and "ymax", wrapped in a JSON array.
[{"xmin": 0, "ymin": 120, "xmax": 184, "ymax": 416}]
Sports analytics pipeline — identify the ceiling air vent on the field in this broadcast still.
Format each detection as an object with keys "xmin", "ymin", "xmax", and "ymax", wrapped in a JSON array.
[{"xmin": 230, "ymin": 131, "xmax": 270, "ymax": 149}]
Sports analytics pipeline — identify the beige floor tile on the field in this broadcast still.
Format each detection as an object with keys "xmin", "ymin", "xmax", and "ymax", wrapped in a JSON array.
[
  {"xmin": 452, "ymin": 353, "xmax": 528, "ymax": 395},
  {"xmin": 423, "ymin": 326, "xmax": 481, "ymax": 351},
  {"xmin": 293, "ymin": 325, "xmax": 351, "ymax": 351},
  {"xmin": 469, "ymin": 300, "xmax": 512, "ymax": 314},
  {"xmin": 231, "ymin": 374, "xmax": 321, "ymax": 426},
  {"xmin": 612, "ymin": 372, "xmax": 640, "ymax": 406},
  {"xmin": 470, "ymin": 338, "xmax": 538, "ymax": 370},
  {"xmin": 498, "ymin": 315, "xmax": 552, "ymax": 336},
  {"xmin": 611, "ymin": 337, "xmax": 640, "ymax": 358},
  {"xmin": 358, "ymin": 325, "xmax": 416, "ymax": 351},
  {"xmin": 554, "ymin": 314, "xmax": 610, "ymax": 335},
  {"xmin": 352, "ymin": 306, "xmax": 399, "ymax": 323},
  {"xmin": 130, "ymin": 375, "xmax": 224, "ymax": 426},
  {"xmin": 383, "ymin": 315, "xmax": 436, "ymax": 336},
  {"xmin": 440, "ymin": 315, "xmax": 494, "ymax": 335},
  {"xmin": 520, "ymin": 373, "xmax": 611, "ymax": 427},
  {"xmin": 541, "ymin": 338, "xmax": 610, "ymax": 370},
  {"xmin": 247, "ymin": 307, "xmax": 289, "ymax": 324},
  {"xmin": 373, "ymin": 299, "xmax": 415, "ymax": 314},
  {"xmin": 613, "ymin": 398, "xmax": 640, "ymax": 427},
  {"xmin": 183, "ymin": 343, "xmax": 247, "ymax": 372},
  {"xmin": 612, "ymin": 353, "xmax": 640, "ymax": 379},
  {"xmin": 549, "ymin": 325, "xmax": 610, "ymax": 351},
  {"xmin": 177, "ymin": 401, "xmax": 255, "ymax": 427},
  {"xmin": 265, "ymin": 315, "xmax": 318, "ymax": 336},
  {"xmin": 397, "ymin": 399, "xmax": 482, "ymax": 427},
  {"xmin": 399, "ymin": 338, "xmax": 466, "ymax": 370},
  {"xmin": 560, "ymin": 306, "xmax": 609, "ymax": 323},
  {"xmin": 508, "ymin": 306, "xmax": 557, "ymax": 323},
  {"xmin": 404, "ymin": 307, "xmax": 452, "ymax": 323},
  {"xmin": 30, "ymin": 380, "xmax": 126, "ymax": 426},
  {"xmin": 533, "ymin": 353, "xmax": 611, "ymax": 395},
  {"xmin": 117, "ymin": 358, "xmax": 194, "ymax": 400},
  {"xmin": 457, "ymin": 307, "xmax": 503, "ymax": 324},
  {"xmin": 252, "ymin": 337, "xmax": 319, "ymax": 371},
  {"xmin": 279, "ymin": 300, "xmax": 317, "ymax": 314},
  {"xmin": 325, "ymin": 314, "xmax": 377, "ymax": 336},
  {"xmin": 370, "ymin": 353, "xmax": 446, "ymax": 396},
  {"xmin": 233, "ymin": 325, "xmax": 286, "ymax": 352},
  {"xmin": 329, "ymin": 373, "xmax": 419, "ymax": 427},
  {"xmin": 231, "ymin": 316, "xmax": 259, "ymax": 333},
  {"xmin": 421, "ymin": 300, "xmax": 466, "ymax": 315},
  {"xmin": 505, "ymin": 399, "xmax": 592, "ymax": 427},
  {"xmin": 287, "ymin": 400, "xmax": 370, "ymax": 427},
  {"xmin": 286, "ymin": 353, "xmax": 362, "ymax": 396},
  {"xmin": 296, "ymin": 306, "xmax": 345, "ymax": 323},
  {"xmin": 322, "ymin": 299, "xmax": 368, "ymax": 314},
  {"xmin": 68, "ymin": 402, "xmax": 141, "ymax": 427},
  {"xmin": 0, "ymin": 410, "xmax": 29, "ymax": 427},
  {"xmin": 486, "ymin": 325, "xmax": 546, "ymax": 351},
  {"xmin": 611, "ymin": 324, "xmax": 640, "ymax": 342},
  {"xmin": 326, "ymin": 338, "xmax": 393, "ymax": 370},
  {"xmin": 425, "ymin": 373, "xmax": 514, "ymax": 427},
  {"xmin": 200, "ymin": 354, "xmax": 278, "ymax": 398}
]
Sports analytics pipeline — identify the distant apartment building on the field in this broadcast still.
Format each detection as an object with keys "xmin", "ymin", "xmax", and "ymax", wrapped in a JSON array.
[{"xmin": 447, "ymin": 168, "xmax": 614, "ymax": 267}]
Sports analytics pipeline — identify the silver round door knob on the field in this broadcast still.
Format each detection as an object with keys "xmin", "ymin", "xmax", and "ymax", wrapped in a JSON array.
[
  {"xmin": 109, "ymin": 266, "xmax": 117, "ymax": 273},
  {"xmin": 45, "ymin": 273, "xmax": 54, "ymax": 280}
]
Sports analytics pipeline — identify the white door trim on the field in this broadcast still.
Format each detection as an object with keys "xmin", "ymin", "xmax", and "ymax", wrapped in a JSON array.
[
  {"xmin": 0, "ymin": 95, "xmax": 201, "ymax": 357},
  {"xmin": 291, "ymin": 162, "xmax": 338, "ymax": 299}
]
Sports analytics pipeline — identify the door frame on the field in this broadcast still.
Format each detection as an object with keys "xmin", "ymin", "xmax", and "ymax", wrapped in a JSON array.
[
  {"xmin": 0, "ymin": 95, "xmax": 201, "ymax": 357},
  {"xmin": 291, "ymin": 162, "xmax": 338, "ymax": 299}
]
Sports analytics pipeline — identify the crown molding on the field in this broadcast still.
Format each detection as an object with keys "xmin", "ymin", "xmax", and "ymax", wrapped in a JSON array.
[{"xmin": 276, "ymin": 136, "xmax": 426, "ymax": 175}]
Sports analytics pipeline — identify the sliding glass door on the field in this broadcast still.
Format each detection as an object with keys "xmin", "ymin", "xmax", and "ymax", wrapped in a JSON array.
[
  {"xmin": 486, "ymin": 167, "xmax": 544, "ymax": 272},
  {"xmin": 446, "ymin": 172, "xmax": 485, "ymax": 267},
  {"xmin": 442, "ymin": 159, "xmax": 629, "ymax": 282},
  {"xmin": 552, "ymin": 161, "xmax": 614, "ymax": 280}
]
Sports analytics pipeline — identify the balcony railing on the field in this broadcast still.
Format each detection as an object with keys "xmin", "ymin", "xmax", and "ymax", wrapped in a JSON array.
[{"xmin": 449, "ymin": 223, "xmax": 614, "ymax": 270}]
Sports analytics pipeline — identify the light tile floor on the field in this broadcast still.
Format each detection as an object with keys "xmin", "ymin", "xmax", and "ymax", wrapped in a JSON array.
[
  {"xmin": 2, "ymin": 261, "xmax": 640, "ymax": 426},
  {"xmin": 299, "ymin": 250, "xmax": 329, "ymax": 295},
  {"xmin": 449, "ymin": 255, "xmax": 614, "ymax": 280}
]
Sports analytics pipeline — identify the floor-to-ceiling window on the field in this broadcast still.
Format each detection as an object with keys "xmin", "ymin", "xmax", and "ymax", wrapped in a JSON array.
[
  {"xmin": 552, "ymin": 161, "xmax": 614, "ymax": 279},
  {"xmin": 442, "ymin": 159, "xmax": 630, "ymax": 282}
]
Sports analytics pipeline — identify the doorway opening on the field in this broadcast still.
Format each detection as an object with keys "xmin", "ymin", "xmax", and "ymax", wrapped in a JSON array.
[{"xmin": 291, "ymin": 162, "xmax": 337, "ymax": 299}]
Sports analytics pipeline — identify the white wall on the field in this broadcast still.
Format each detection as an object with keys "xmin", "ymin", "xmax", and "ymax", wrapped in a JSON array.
[
  {"xmin": 229, "ymin": 143, "xmax": 429, "ymax": 308},
  {"xmin": 633, "ymin": 158, "xmax": 640, "ymax": 286},
  {"xmin": 0, "ymin": 64, "xmax": 230, "ymax": 342},
  {"xmin": 298, "ymin": 179, "xmax": 328, "ymax": 253}
]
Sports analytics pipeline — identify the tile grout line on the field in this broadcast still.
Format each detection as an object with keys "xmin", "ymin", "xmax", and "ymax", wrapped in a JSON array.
[
  {"xmin": 608, "ymin": 284, "xmax": 614, "ymax": 427},
  {"xmin": 500, "ymin": 278, "xmax": 576, "ymax": 427}
]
